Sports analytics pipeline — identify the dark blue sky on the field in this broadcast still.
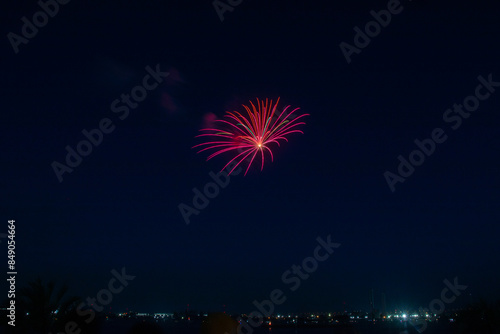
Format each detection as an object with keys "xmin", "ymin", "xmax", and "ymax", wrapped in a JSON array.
[{"xmin": 1, "ymin": 0, "xmax": 499, "ymax": 315}]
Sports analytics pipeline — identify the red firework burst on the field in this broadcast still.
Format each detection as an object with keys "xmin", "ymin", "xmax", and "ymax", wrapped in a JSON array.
[{"xmin": 193, "ymin": 97, "xmax": 309, "ymax": 175}]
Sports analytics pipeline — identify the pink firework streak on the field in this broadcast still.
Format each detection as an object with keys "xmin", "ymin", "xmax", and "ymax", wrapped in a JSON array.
[{"xmin": 193, "ymin": 97, "xmax": 309, "ymax": 175}]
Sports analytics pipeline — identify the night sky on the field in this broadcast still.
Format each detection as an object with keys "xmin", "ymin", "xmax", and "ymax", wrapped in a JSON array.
[{"xmin": 1, "ymin": 0, "xmax": 500, "ymax": 315}]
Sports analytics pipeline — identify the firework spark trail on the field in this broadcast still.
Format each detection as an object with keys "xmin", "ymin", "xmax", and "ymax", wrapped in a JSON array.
[{"xmin": 193, "ymin": 97, "xmax": 309, "ymax": 175}]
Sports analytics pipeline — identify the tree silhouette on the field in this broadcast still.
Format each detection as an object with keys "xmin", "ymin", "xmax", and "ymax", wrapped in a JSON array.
[
  {"xmin": 201, "ymin": 312, "xmax": 238, "ymax": 334},
  {"xmin": 19, "ymin": 278, "xmax": 79, "ymax": 333},
  {"xmin": 1, "ymin": 278, "xmax": 102, "ymax": 334}
]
